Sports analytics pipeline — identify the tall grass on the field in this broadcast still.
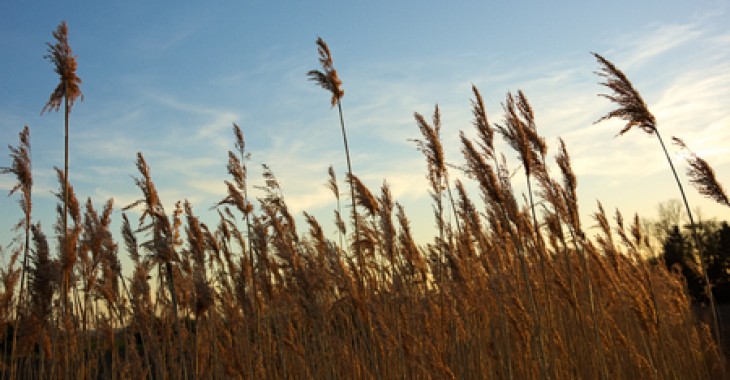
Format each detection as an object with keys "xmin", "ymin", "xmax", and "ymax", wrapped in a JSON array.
[
  {"xmin": 307, "ymin": 37, "xmax": 364, "ymax": 281},
  {"xmin": 1, "ymin": 127, "xmax": 32, "ymax": 379},
  {"xmin": 41, "ymin": 21, "xmax": 83, "ymax": 323},
  {"xmin": 0, "ymin": 41, "xmax": 727, "ymax": 379},
  {"xmin": 593, "ymin": 52, "xmax": 722, "ymax": 346}
]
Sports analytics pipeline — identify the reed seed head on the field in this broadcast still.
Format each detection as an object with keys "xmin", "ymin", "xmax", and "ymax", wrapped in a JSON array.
[
  {"xmin": 307, "ymin": 37, "xmax": 344, "ymax": 107},
  {"xmin": 593, "ymin": 52, "xmax": 656, "ymax": 136},
  {"xmin": 673, "ymin": 137, "xmax": 730, "ymax": 207},
  {"xmin": 42, "ymin": 21, "xmax": 83, "ymax": 115}
]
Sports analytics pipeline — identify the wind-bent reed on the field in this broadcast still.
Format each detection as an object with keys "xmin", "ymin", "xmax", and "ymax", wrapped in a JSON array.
[
  {"xmin": 593, "ymin": 52, "xmax": 722, "ymax": 347},
  {"xmin": 672, "ymin": 137, "xmax": 730, "ymax": 208}
]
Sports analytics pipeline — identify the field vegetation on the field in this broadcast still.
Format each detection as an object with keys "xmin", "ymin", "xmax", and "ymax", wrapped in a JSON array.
[{"xmin": 0, "ymin": 23, "xmax": 728, "ymax": 379}]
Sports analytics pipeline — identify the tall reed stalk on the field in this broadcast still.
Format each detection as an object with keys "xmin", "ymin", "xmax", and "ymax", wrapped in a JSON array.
[
  {"xmin": 307, "ymin": 37, "xmax": 363, "ymax": 277},
  {"xmin": 124, "ymin": 153, "xmax": 187, "ymax": 379},
  {"xmin": 1, "ymin": 126, "xmax": 33, "ymax": 380},
  {"xmin": 41, "ymin": 21, "xmax": 83, "ymax": 320},
  {"xmin": 593, "ymin": 52, "xmax": 722, "ymax": 347}
]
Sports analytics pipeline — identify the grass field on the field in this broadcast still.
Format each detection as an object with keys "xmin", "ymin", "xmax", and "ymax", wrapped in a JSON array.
[{"xmin": 0, "ymin": 33, "xmax": 727, "ymax": 379}]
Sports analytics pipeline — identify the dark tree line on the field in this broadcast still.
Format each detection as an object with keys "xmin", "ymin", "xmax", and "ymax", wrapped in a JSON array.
[{"xmin": 662, "ymin": 221, "xmax": 730, "ymax": 304}]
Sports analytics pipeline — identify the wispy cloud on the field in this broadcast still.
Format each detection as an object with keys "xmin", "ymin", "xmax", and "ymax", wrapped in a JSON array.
[
  {"xmin": 127, "ymin": 16, "xmax": 206, "ymax": 56},
  {"xmin": 607, "ymin": 23, "xmax": 703, "ymax": 70},
  {"xmin": 144, "ymin": 92, "xmax": 240, "ymax": 148}
]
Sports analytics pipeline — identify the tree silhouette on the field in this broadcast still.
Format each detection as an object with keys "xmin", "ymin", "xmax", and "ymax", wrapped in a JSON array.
[
  {"xmin": 706, "ymin": 222, "xmax": 730, "ymax": 303},
  {"xmin": 661, "ymin": 221, "xmax": 730, "ymax": 304},
  {"xmin": 663, "ymin": 226, "xmax": 707, "ymax": 303}
]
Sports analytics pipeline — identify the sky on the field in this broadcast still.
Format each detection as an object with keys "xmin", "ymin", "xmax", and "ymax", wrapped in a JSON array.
[{"xmin": 1, "ymin": 1, "xmax": 729, "ymax": 257}]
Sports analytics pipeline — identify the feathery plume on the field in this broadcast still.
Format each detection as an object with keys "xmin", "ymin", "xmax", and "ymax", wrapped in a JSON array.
[
  {"xmin": 497, "ymin": 92, "xmax": 544, "ymax": 176},
  {"xmin": 413, "ymin": 106, "xmax": 446, "ymax": 190},
  {"xmin": 1, "ymin": 126, "xmax": 33, "ymax": 220},
  {"xmin": 470, "ymin": 85, "xmax": 495, "ymax": 159},
  {"xmin": 593, "ymin": 52, "xmax": 655, "ymax": 135},
  {"xmin": 28, "ymin": 223, "xmax": 57, "ymax": 325},
  {"xmin": 41, "ymin": 21, "xmax": 83, "ymax": 114},
  {"xmin": 349, "ymin": 174, "xmax": 379, "ymax": 216},
  {"xmin": 307, "ymin": 37, "xmax": 344, "ymax": 107},
  {"xmin": 327, "ymin": 165, "xmax": 339, "ymax": 199},
  {"xmin": 672, "ymin": 137, "xmax": 730, "ymax": 207}
]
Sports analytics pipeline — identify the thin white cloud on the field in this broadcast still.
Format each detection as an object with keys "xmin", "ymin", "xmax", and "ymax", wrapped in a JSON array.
[
  {"xmin": 127, "ymin": 17, "xmax": 206, "ymax": 56},
  {"xmin": 76, "ymin": 132, "xmax": 140, "ymax": 162},
  {"xmin": 146, "ymin": 93, "xmax": 241, "ymax": 152},
  {"xmin": 608, "ymin": 23, "xmax": 703, "ymax": 70}
]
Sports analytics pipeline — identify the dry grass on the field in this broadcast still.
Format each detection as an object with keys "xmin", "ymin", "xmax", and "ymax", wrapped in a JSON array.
[
  {"xmin": 594, "ymin": 52, "xmax": 723, "ymax": 347},
  {"xmin": 0, "ymin": 44, "xmax": 727, "ymax": 379}
]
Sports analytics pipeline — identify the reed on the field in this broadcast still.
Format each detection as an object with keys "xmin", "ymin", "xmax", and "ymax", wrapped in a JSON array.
[
  {"xmin": 672, "ymin": 137, "xmax": 730, "ymax": 208},
  {"xmin": 307, "ymin": 37, "xmax": 363, "ymax": 280},
  {"xmin": 594, "ymin": 52, "xmax": 722, "ymax": 347},
  {"xmin": 1, "ymin": 127, "xmax": 32, "ymax": 379},
  {"xmin": 41, "ymin": 21, "xmax": 83, "ymax": 321},
  {"xmin": 0, "ymin": 38, "xmax": 726, "ymax": 379}
]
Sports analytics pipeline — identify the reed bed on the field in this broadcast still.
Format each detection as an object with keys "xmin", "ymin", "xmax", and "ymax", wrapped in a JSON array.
[{"xmin": 0, "ymin": 34, "xmax": 727, "ymax": 379}]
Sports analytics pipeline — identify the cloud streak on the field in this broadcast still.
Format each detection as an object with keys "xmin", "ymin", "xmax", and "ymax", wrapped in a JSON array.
[{"xmin": 610, "ymin": 23, "xmax": 703, "ymax": 70}]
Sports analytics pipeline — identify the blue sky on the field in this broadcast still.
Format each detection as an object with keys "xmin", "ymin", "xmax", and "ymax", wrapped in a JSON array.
[{"xmin": 1, "ymin": 1, "xmax": 729, "ymax": 252}]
